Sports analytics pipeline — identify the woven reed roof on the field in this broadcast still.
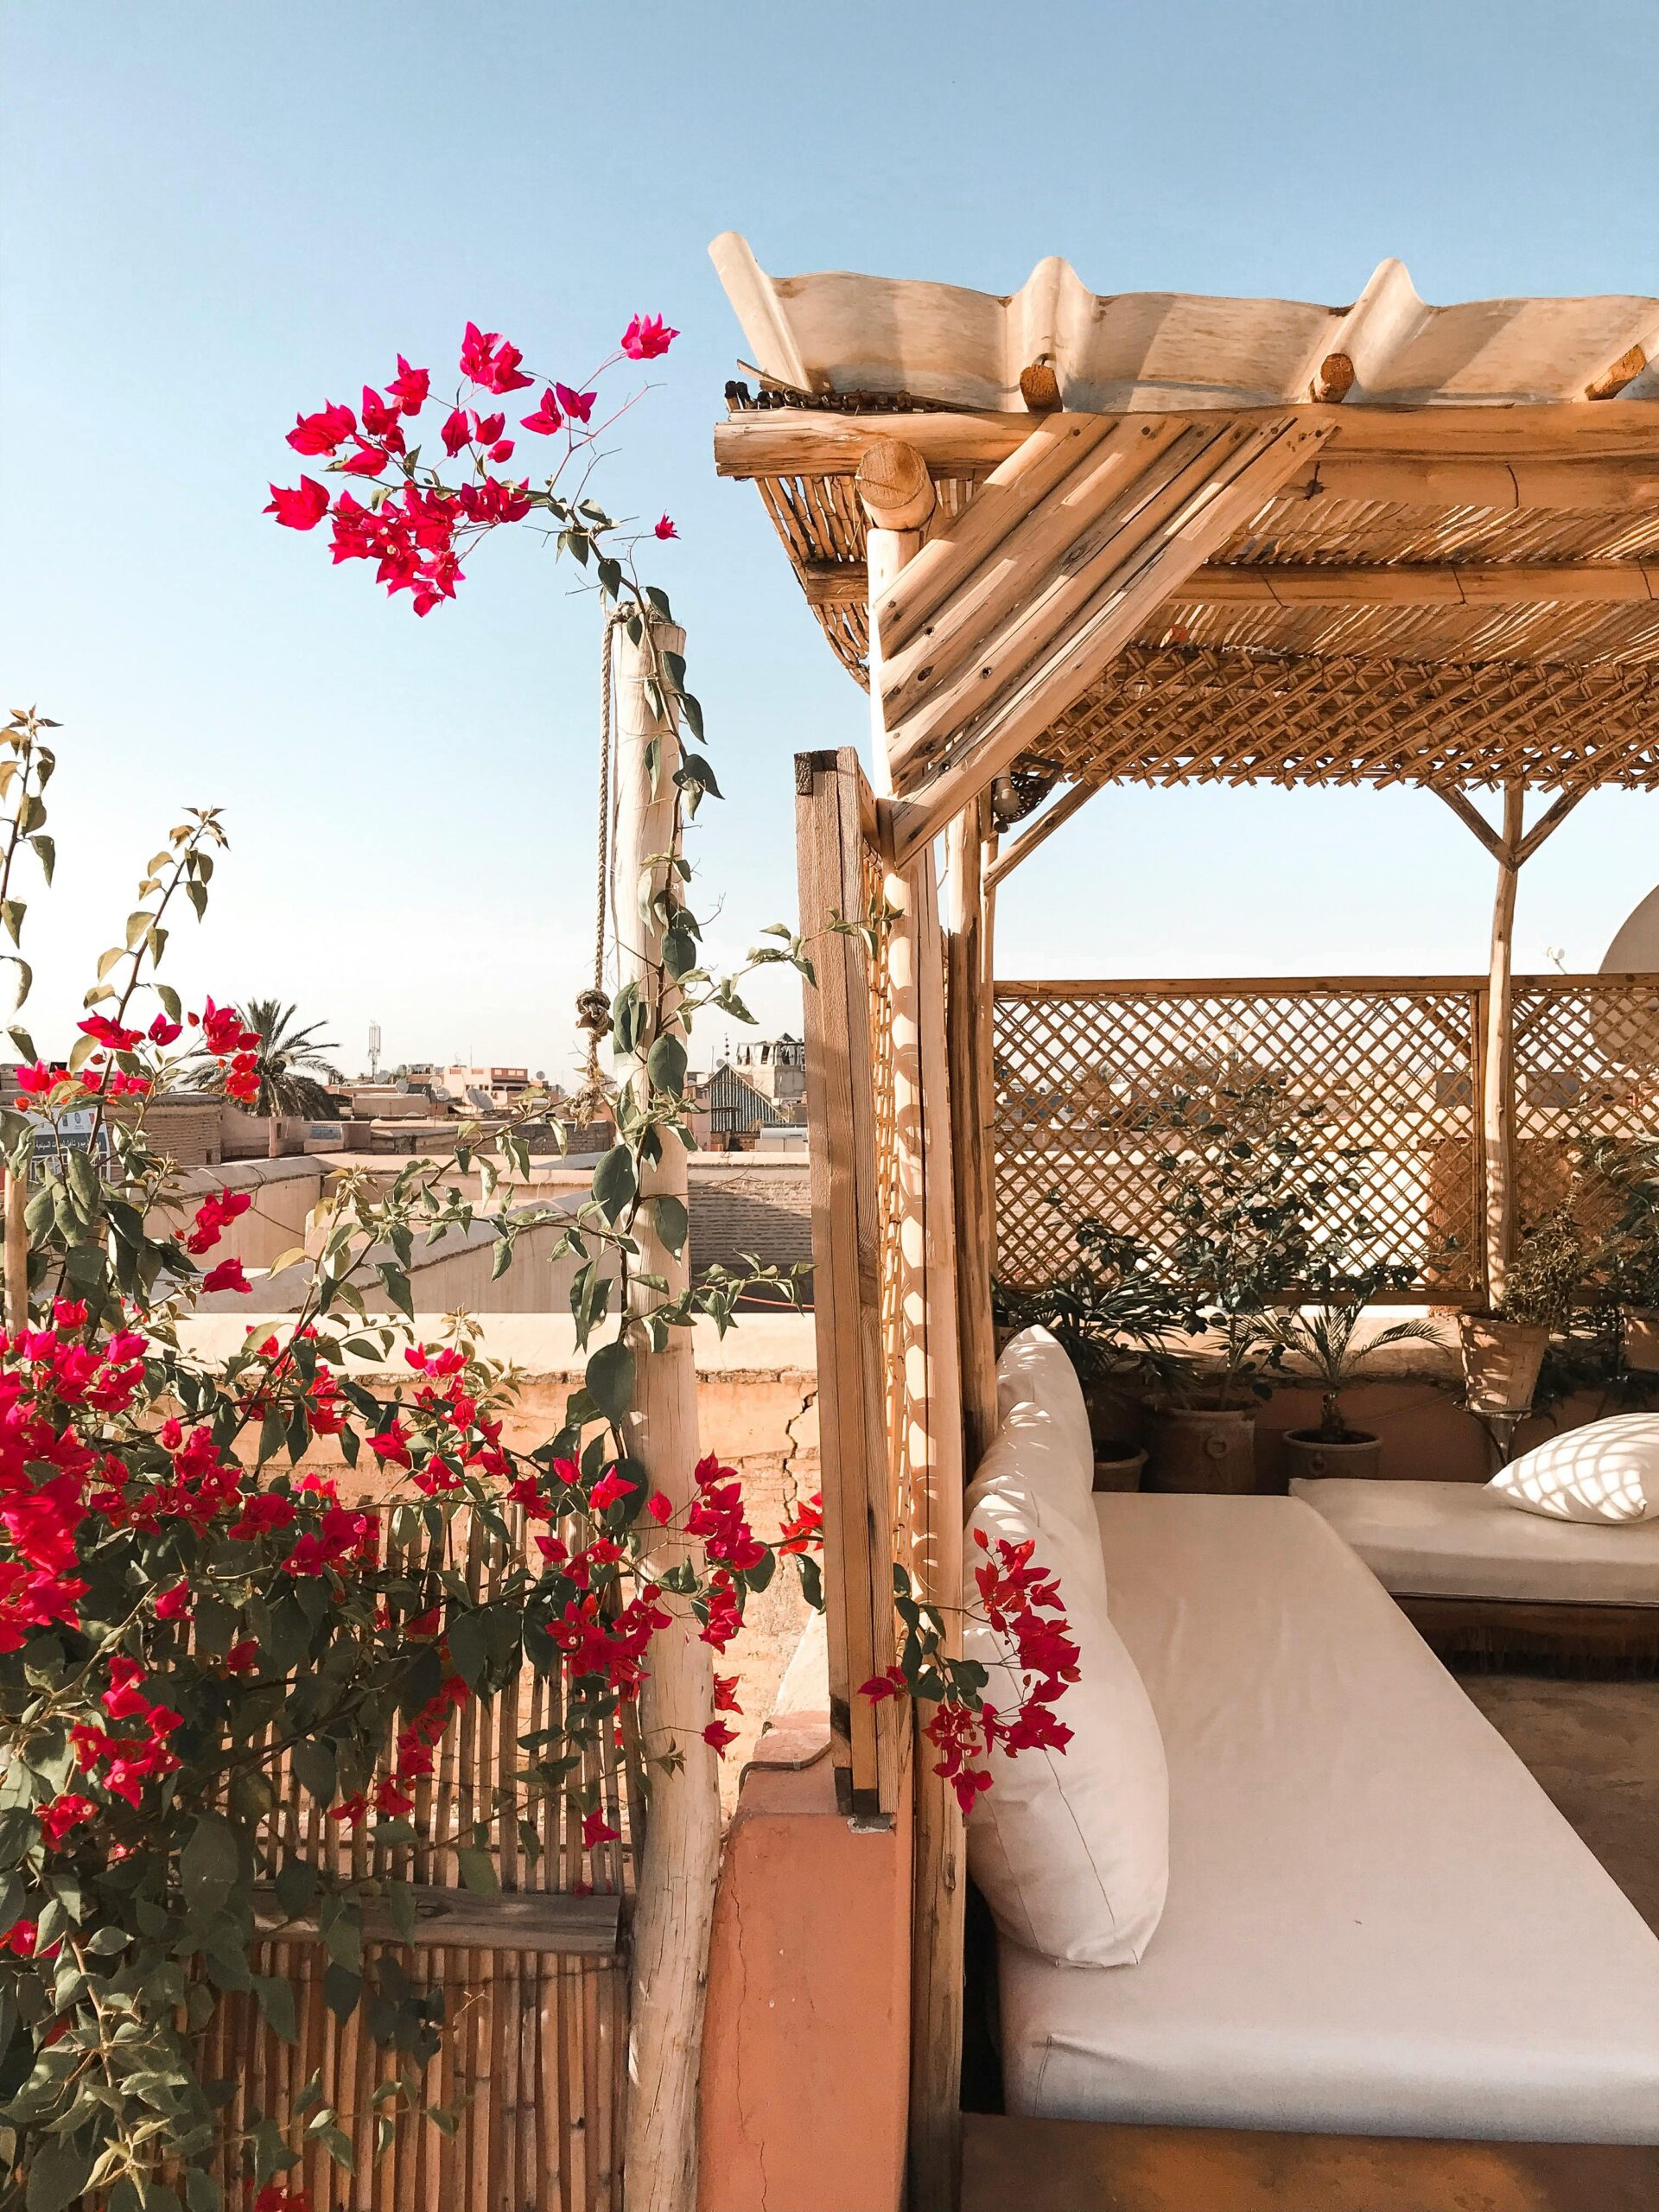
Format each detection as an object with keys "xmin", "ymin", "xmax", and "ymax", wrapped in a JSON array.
[{"xmin": 711, "ymin": 236, "xmax": 1659, "ymax": 797}]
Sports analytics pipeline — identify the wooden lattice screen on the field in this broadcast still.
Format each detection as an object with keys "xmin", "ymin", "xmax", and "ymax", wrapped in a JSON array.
[
  {"xmin": 994, "ymin": 976, "xmax": 1659, "ymax": 1304},
  {"xmin": 208, "ymin": 1507, "xmax": 630, "ymax": 2212},
  {"xmin": 796, "ymin": 747, "xmax": 960, "ymax": 1821}
]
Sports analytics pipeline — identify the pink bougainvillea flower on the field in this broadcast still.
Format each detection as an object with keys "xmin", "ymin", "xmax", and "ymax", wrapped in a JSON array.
[
  {"xmin": 702, "ymin": 1719, "xmax": 738, "ymax": 1758},
  {"xmin": 645, "ymin": 1491, "xmax": 672, "ymax": 1526},
  {"xmin": 459, "ymin": 321, "xmax": 534, "ymax": 395},
  {"xmin": 441, "ymin": 407, "xmax": 473, "ymax": 458},
  {"xmin": 340, "ymin": 441, "xmax": 388, "ymax": 477},
  {"xmin": 359, "ymin": 385, "xmax": 401, "ymax": 438},
  {"xmin": 620, "ymin": 314, "xmax": 678, "ymax": 361},
  {"xmin": 201, "ymin": 1256, "xmax": 251, "ymax": 1295},
  {"xmin": 38, "ymin": 1793, "xmax": 95, "ymax": 1849},
  {"xmin": 487, "ymin": 439, "xmax": 514, "ymax": 464},
  {"xmin": 153, "ymin": 1583, "xmax": 194, "ymax": 1622},
  {"xmin": 286, "ymin": 400, "xmax": 356, "ymax": 456},
  {"xmin": 14, "ymin": 1061, "xmax": 60, "ymax": 1095},
  {"xmin": 264, "ymin": 478, "xmax": 330, "ymax": 531},
  {"xmin": 224, "ymin": 1637, "xmax": 259, "ymax": 1675},
  {"xmin": 554, "ymin": 383, "xmax": 595, "ymax": 426},
  {"xmin": 475, "ymin": 412, "xmax": 505, "ymax": 443},
  {"xmin": 519, "ymin": 387, "xmax": 563, "ymax": 436},
  {"xmin": 148, "ymin": 1012, "xmax": 182, "ymax": 1045},
  {"xmin": 388, "ymin": 356, "xmax": 429, "ymax": 414},
  {"xmin": 653, "ymin": 514, "xmax": 677, "ymax": 541},
  {"xmin": 712, "ymin": 1674, "xmax": 742, "ymax": 1713},
  {"xmin": 588, "ymin": 1467, "xmax": 637, "ymax": 1513},
  {"xmin": 582, "ymin": 1810, "xmax": 620, "ymax": 1848}
]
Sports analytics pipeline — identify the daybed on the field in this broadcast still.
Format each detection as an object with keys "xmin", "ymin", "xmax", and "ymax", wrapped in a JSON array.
[
  {"xmin": 1292, "ymin": 1473, "xmax": 1659, "ymax": 1662},
  {"xmin": 979, "ymin": 1340, "xmax": 1659, "ymax": 2145}
]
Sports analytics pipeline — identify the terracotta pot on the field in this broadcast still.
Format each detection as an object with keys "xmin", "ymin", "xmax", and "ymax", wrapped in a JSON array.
[
  {"xmin": 1458, "ymin": 1313, "xmax": 1548, "ymax": 1415},
  {"xmin": 1625, "ymin": 1310, "xmax": 1659, "ymax": 1375},
  {"xmin": 1281, "ymin": 1427, "xmax": 1382, "ymax": 1482},
  {"xmin": 1147, "ymin": 1404, "xmax": 1256, "ymax": 1494},
  {"xmin": 1091, "ymin": 1443, "xmax": 1147, "ymax": 1492}
]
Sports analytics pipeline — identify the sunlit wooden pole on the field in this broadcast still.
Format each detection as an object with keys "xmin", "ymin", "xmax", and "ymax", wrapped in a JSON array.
[{"xmin": 613, "ymin": 613, "xmax": 718, "ymax": 2212}]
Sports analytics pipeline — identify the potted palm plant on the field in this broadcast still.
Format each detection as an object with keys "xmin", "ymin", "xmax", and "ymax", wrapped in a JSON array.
[
  {"xmin": 1147, "ymin": 1071, "xmax": 1330, "ymax": 1493},
  {"xmin": 993, "ymin": 1220, "xmax": 1181, "ymax": 1487},
  {"xmin": 1274, "ymin": 1258, "xmax": 1442, "ymax": 1479}
]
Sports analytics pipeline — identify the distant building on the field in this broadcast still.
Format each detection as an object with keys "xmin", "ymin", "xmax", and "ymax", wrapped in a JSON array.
[
  {"xmin": 439, "ymin": 1065, "xmax": 539, "ymax": 1114},
  {"xmin": 695, "ymin": 1060, "xmax": 804, "ymax": 1152},
  {"xmin": 732, "ymin": 1033, "xmax": 806, "ymax": 1108}
]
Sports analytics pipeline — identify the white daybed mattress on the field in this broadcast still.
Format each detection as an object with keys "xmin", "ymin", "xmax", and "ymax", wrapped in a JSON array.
[
  {"xmin": 998, "ymin": 1493, "xmax": 1659, "ymax": 2140},
  {"xmin": 1290, "ymin": 1475, "xmax": 1659, "ymax": 1606}
]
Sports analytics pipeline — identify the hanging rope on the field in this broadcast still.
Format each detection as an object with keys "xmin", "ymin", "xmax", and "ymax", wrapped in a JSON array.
[{"xmin": 569, "ymin": 608, "xmax": 626, "ymax": 1126}]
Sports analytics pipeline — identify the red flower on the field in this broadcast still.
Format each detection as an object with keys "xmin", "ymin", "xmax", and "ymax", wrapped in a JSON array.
[
  {"xmin": 201, "ymin": 1256, "xmax": 250, "ymax": 1295},
  {"xmin": 388, "ymin": 357, "xmax": 429, "ymax": 414},
  {"xmin": 519, "ymin": 388, "xmax": 563, "ymax": 436},
  {"xmin": 228, "ymin": 1492, "xmax": 296, "ymax": 1541},
  {"xmin": 154, "ymin": 1583, "xmax": 193, "ymax": 1622},
  {"xmin": 51, "ymin": 1298, "xmax": 87, "ymax": 1329},
  {"xmin": 340, "ymin": 440, "xmax": 388, "ymax": 477},
  {"xmin": 653, "ymin": 515, "xmax": 677, "ymax": 541},
  {"xmin": 148, "ymin": 1012, "xmax": 182, "ymax": 1045},
  {"xmin": 441, "ymin": 407, "xmax": 473, "ymax": 458},
  {"xmin": 646, "ymin": 1491, "xmax": 672, "ymax": 1526},
  {"xmin": 588, "ymin": 1467, "xmax": 636, "ymax": 1512},
  {"xmin": 286, "ymin": 401, "xmax": 356, "ymax": 456},
  {"xmin": 15, "ymin": 1061, "xmax": 60, "ymax": 1095},
  {"xmin": 368, "ymin": 1420, "xmax": 411, "ymax": 1469},
  {"xmin": 225, "ymin": 1637, "xmax": 259, "ymax": 1675},
  {"xmin": 702, "ymin": 1719, "xmax": 738, "ymax": 1758},
  {"xmin": 460, "ymin": 321, "xmax": 534, "ymax": 395},
  {"xmin": 79, "ymin": 1013, "xmax": 143, "ymax": 1051},
  {"xmin": 265, "ymin": 478, "xmax": 330, "ymax": 531},
  {"xmin": 712, "ymin": 1674, "xmax": 742, "ymax": 1713},
  {"xmin": 860, "ymin": 1667, "xmax": 908, "ymax": 1704},
  {"xmin": 581, "ymin": 1810, "xmax": 620, "ymax": 1848},
  {"xmin": 779, "ymin": 1491, "xmax": 823, "ymax": 1554},
  {"xmin": 360, "ymin": 385, "xmax": 401, "ymax": 438},
  {"xmin": 620, "ymin": 314, "xmax": 678, "ymax": 362},
  {"xmin": 38, "ymin": 1792, "xmax": 95, "ymax": 1848},
  {"xmin": 555, "ymin": 383, "xmax": 595, "ymax": 426},
  {"xmin": 488, "ymin": 439, "xmax": 515, "ymax": 464}
]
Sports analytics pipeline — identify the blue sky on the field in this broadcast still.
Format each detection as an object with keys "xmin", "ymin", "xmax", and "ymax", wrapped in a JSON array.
[{"xmin": 3, "ymin": 1, "xmax": 1656, "ymax": 1076}]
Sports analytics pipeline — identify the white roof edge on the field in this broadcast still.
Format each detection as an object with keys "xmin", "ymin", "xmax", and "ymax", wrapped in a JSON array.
[{"xmin": 709, "ymin": 233, "xmax": 1659, "ymax": 412}]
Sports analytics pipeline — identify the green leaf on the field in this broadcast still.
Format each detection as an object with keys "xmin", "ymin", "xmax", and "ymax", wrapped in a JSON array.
[
  {"xmin": 274, "ymin": 1855, "xmax": 319, "ymax": 1921},
  {"xmin": 385, "ymin": 1881, "xmax": 417, "ymax": 1945},
  {"xmin": 27, "ymin": 2139, "xmax": 93, "ymax": 2212},
  {"xmin": 645, "ymin": 1034, "xmax": 687, "ymax": 1096},
  {"xmin": 29, "ymin": 834, "xmax": 54, "ymax": 885},
  {"xmin": 591, "ymin": 1145, "xmax": 636, "ymax": 1224},
  {"xmin": 651, "ymin": 1194, "xmax": 688, "ymax": 1258},
  {"xmin": 290, "ymin": 1738, "xmax": 337, "ymax": 1807},
  {"xmin": 584, "ymin": 1338, "xmax": 634, "ymax": 1424},
  {"xmin": 181, "ymin": 1811, "xmax": 240, "ymax": 1911},
  {"xmin": 324, "ymin": 1963, "xmax": 362, "ymax": 2022},
  {"xmin": 456, "ymin": 1847, "xmax": 499, "ymax": 1897},
  {"xmin": 446, "ymin": 1610, "xmax": 489, "ymax": 1688},
  {"xmin": 253, "ymin": 1973, "xmax": 297, "ymax": 2044}
]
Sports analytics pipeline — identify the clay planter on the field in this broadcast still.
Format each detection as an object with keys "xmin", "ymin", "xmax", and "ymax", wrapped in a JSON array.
[
  {"xmin": 1092, "ymin": 1441, "xmax": 1148, "ymax": 1492},
  {"xmin": 1458, "ymin": 1313, "xmax": 1548, "ymax": 1416},
  {"xmin": 1625, "ymin": 1310, "xmax": 1659, "ymax": 1375},
  {"xmin": 1147, "ymin": 1404, "xmax": 1256, "ymax": 1494},
  {"xmin": 1281, "ymin": 1427, "xmax": 1383, "ymax": 1482}
]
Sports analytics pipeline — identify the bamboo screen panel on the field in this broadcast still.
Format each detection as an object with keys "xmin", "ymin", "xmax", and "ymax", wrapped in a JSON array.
[
  {"xmin": 1512, "ymin": 978, "xmax": 1659, "ymax": 1227},
  {"xmin": 862, "ymin": 835, "xmax": 915, "ymax": 1575},
  {"xmin": 993, "ymin": 981, "xmax": 1485, "ymax": 1297},
  {"xmin": 207, "ymin": 1507, "xmax": 630, "ymax": 2212}
]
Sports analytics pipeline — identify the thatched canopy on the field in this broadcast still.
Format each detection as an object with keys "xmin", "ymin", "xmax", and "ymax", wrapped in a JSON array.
[{"xmin": 711, "ymin": 235, "xmax": 1659, "ymax": 810}]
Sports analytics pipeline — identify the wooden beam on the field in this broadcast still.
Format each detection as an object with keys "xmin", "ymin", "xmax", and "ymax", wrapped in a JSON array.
[
  {"xmin": 715, "ymin": 397, "xmax": 1659, "ymax": 510},
  {"xmin": 1435, "ymin": 786, "xmax": 1511, "ymax": 868},
  {"xmin": 985, "ymin": 779, "xmax": 1100, "ymax": 887},
  {"xmin": 1515, "ymin": 785, "xmax": 1590, "ymax": 866},
  {"xmin": 793, "ymin": 748, "xmax": 902, "ymax": 1816},
  {"xmin": 1483, "ymin": 783, "xmax": 1526, "ymax": 1304},
  {"xmin": 880, "ymin": 415, "xmax": 1333, "ymax": 864},
  {"xmin": 801, "ymin": 555, "xmax": 1659, "ymax": 611},
  {"xmin": 1586, "ymin": 343, "xmax": 1649, "ymax": 402},
  {"xmin": 251, "ymin": 1886, "xmax": 621, "ymax": 1955},
  {"xmin": 856, "ymin": 435, "xmax": 938, "ymax": 532},
  {"xmin": 861, "ymin": 442, "xmax": 936, "ymax": 797}
]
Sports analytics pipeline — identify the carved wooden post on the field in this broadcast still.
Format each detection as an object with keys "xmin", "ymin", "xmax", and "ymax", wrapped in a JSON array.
[
  {"xmin": 947, "ymin": 792, "xmax": 999, "ymax": 1468},
  {"xmin": 613, "ymin": 614, "xmax": 719, "ymax": 2212}
]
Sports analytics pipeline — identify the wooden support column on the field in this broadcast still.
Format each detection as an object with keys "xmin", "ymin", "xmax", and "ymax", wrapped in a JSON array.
[
  {"xmin": 861, "ymin": 446, "xmax": 968, "ymax": 2212},
  {"xmin": 613, "ymin": 615, "xmax": 719, "ymax": 2212},
  {"xmin": 3, "ymin": 1168, "xmax": 27, "ymax": 1332},
  {"xmin": 1482, "ymin": 784, "xmax": 1526, "ymax": 1305},
  {"xmin": 947, "ymin": 793, "xmax": 998, "ymax": 1468}
]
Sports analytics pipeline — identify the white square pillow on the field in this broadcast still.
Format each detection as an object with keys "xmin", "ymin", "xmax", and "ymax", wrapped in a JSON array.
[
  {"xmin": 1491, "ymin": 1412, "xmax": 1659, "ymax": 1523},
  {"xmin": 995, "ymin": 1325, "xmax": 1095, "ymax": 1508},
  {"xmin": 963, "ymin": 1461, "xmax": 1168, "ymax": 1967},
  {"xmin": 967, "ymin": 1398, "xmax": 1101, "ymax": 1552}
]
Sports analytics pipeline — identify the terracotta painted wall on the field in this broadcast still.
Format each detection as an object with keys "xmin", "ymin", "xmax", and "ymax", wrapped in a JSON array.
[{"xmin": 698, "ymin": 1713, "xmax": 912, "ymax": 2212}]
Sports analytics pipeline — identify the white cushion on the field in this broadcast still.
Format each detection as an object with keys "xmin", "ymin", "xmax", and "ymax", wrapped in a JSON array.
[
  {"xmin": 963, "ymin": 1447, "xmax": 1168, "ymax": 1968},
  {"xmin": 1491, "ymin": 1414, "xmax": 1659, "ymax": 1523},
  {"xmin": 996, "ymin": 1326, "xmax": 1094, "ymax": 1491},
  {"xmin": 967, "ymin": 1397, "xmax": 1100, "ymax": 1550}
]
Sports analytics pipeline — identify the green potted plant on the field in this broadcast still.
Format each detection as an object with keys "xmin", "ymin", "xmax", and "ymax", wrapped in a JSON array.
[
  {"xmin": 993, "ymin": 1220, "xmax": 1181, "ymax": 1488},
  {"xmin": 1147, "ymin": 1071, "xmax": 1331, "ymax": 1492},
  {"xmin": 1588, "ymin": 1135, "xmax": 1659, "ymax": 1372},
  {"xmin": 1460, "ymin": 1206, "xmax": 1597, "ymax": 1416},
  {"xmin": 1272, "ymin": 1257, "xmax": 1443, "ymax": 1479}
]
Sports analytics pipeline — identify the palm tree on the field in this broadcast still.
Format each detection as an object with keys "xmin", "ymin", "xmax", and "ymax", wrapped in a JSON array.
[{"xmin": 203, "ymin": 999, "xmax": 340, "ymax": 1155}]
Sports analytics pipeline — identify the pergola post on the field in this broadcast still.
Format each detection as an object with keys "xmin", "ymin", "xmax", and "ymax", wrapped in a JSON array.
[
  {"xmin": 1482, "ymin": 784, "xmax": 1526, "ymax": 1303},
  {"xmin": 611, "ymin": 616, "xmax": 720, "ymax": 2212},
  {"xmin": 947, "ymin": 792, "xmax": 999, "ymax": 1466}
]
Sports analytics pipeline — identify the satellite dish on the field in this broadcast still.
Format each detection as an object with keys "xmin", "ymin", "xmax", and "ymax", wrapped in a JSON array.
[{"xmin": 1602, "ymin": 883, "xmax": 1659, "ymax": 975}]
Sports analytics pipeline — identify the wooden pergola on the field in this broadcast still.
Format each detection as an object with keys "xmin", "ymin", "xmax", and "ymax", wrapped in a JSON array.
[{"xmin": 710, "ymin": 236, "xmax": 1659, "ymax": 2209}]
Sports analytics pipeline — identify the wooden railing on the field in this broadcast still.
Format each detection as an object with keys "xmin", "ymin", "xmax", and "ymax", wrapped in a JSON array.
[{"xmin": 993, "ymin": 974, "xmax": 1659, "ymax": 1306}]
